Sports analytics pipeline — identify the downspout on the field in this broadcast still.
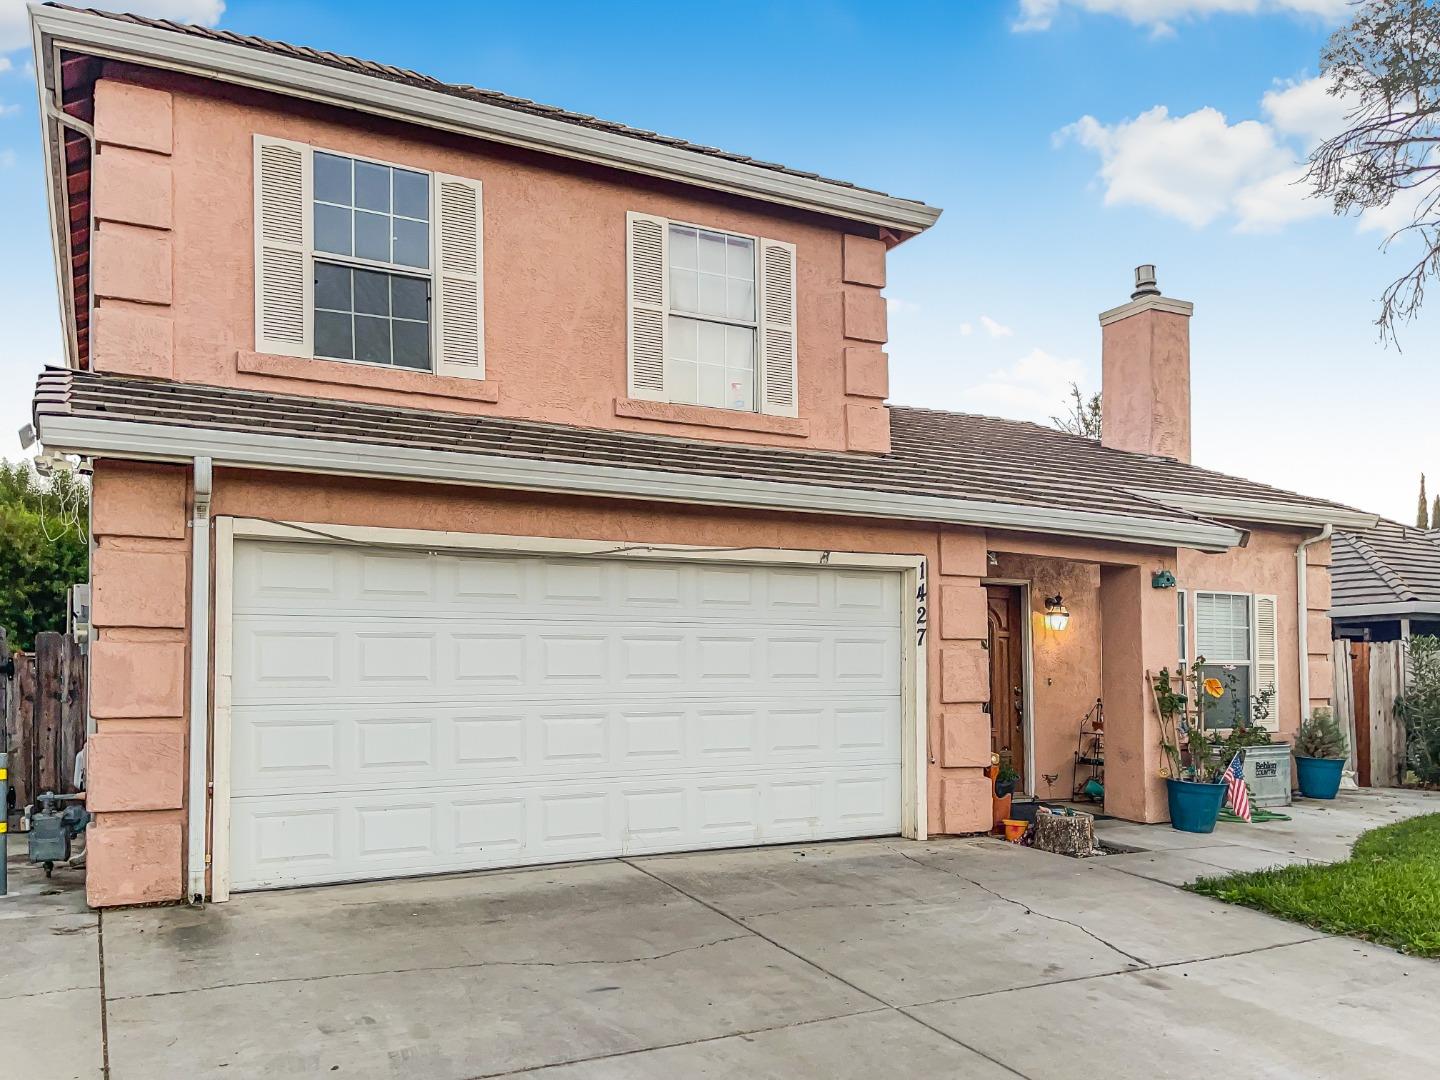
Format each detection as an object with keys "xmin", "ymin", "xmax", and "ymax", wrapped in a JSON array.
[
  {"xmin": 186, "ymin": 458, "xmax": 213, "ymax": 903},
  {"xmin": 42, "ymin": 97, "xmax": 96, "ymax": 372},
  {"xmin": 1295, "ymin": 525, "xmax": 1340, "ymax": 776}
]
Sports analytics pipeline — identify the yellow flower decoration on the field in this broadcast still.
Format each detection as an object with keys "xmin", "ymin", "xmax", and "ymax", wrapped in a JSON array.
[{"xmin": 1202, "ymin": 677, "xmax": 1225, "ymax": 699}]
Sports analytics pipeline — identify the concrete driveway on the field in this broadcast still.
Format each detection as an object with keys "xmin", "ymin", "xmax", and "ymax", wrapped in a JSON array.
[{"xmin": 6, "ymin": 789, "xmax": 1439, "ymax": 1079}]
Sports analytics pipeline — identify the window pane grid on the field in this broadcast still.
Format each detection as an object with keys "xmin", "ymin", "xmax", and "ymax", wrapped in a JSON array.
[
  {"xmin": 314, "ymin": 261, "xmax": 430, "ymax": 370},
  {"xmin": 314, "ymin": 151, "xmax": 430, "ymax": 271},
  {"xmin": 664, "ymin": 223, "xmax": 758, "ymax": 411}
]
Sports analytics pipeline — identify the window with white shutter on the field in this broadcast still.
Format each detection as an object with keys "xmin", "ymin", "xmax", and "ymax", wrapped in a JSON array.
[
  {"xmin": 1194, "ymin": 591, "xmax": 1277, "ymax": 730},
  {"xmin": 1252, "ymin": 594, "xmax": 1281, "ymax": 731},
  {"xmin": 253, "ymin": 136, "xmax": 484, "ymax": 378},
  {"xmin": 625, "ymin": 212, "xmax": 797, "ymax": 415}
]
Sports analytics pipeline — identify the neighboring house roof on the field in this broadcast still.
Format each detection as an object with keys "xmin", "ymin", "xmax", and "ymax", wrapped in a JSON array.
[
  {"xmin": 36, "ymin": 5, "xmax": 939, "ymax": 230},
  {"xmin": 1332, "ymin": 519, "xmax": 1440, "ymax": 619},
  {"xmin": 32, "ymin": 370, "xmax": 1370, "ymax": 552}
]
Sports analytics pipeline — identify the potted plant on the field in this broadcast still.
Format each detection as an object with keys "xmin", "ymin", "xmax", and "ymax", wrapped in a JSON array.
[
  {"xmin": 1294, "ymin": 707, "xmax": 1348, "ymax": 799},
  {"xmin": 991, "ymin": 755, "xmax": 1019, "ymax": 831},
  {"xmin": 1153, "ymin": 661, "xmax": 1229, "ymax": 832},
  {"xmin": 1205, "ymin": 681, "xmax": 1292, "ymax": 807}
]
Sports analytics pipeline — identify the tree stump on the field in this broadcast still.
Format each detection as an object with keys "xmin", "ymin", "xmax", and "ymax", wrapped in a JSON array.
[{"xmin": 1032, "ymin": 811, "xmax": 1096, "ymax": 857}]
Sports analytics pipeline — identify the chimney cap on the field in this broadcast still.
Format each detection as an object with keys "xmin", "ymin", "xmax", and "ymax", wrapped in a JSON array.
[{"xmin": 1131, "ymin": 264, "xmax": 1160, "ymax": 300}]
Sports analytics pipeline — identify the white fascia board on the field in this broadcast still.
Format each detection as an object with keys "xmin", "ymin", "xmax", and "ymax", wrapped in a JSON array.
[
  {"xmin": 38, "ymin": 414, "xmax": 1246, "ymax": 552},
  {"xmin": 1131, "ymin": 490, "xmax": 1378, "ymax": 532},
  {"xmin": 30, "ymin": 6, "xmax": 941, "ymax": 234},
  {"xmin": 1330, "ymin": 601, "xmax": 1440, "ymax": 619}
]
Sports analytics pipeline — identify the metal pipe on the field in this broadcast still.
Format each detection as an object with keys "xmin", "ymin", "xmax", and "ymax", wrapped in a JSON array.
[{"xmin": 185, "ymin": 458, "xmax": 213, "ymax": 903}]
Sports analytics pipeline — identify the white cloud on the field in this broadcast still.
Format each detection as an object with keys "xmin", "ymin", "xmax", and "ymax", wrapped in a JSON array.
[
  {"xmin": 0, "ymin": 148, "xmax": 15, "ymax": 168},
  {"xmin": 1014, "ymin": 0, "xmax": 1348, "ymax": 34},
  {"xmin": 978, "ymin": 314, "xmax": 1013, "ymax": 338},
  {"xmin": 0, "ymin": 56, "xmax": 11, "ymax": 74},
  {"xmin": 958, "ymin": 322, "xmax": 974, "ymax": 337},
  {"xmin": 0, "ymin": 102, "xmax": 17, "ymax": 117},
  {"xmin": 0, "ymin": 1, "xmax": 225, "ymax": 52},
  {"xmin": 887, "ymin": 296, "xmax": 922, "ymax": 316},
  {"xmin": 968, "ymin": 348, "xmax": 1085, "ymax": 419},
  {"xmin": 1061, "ymin": 75, "xmax": 1358, "ymax": 232},
  {"xmin": 1261, "ymin": 75, "xmax": 1353, "ymax": 145},
  {"xmin": 1061, "ymin": 106, "xmax": 1293, "ymax": 227}
]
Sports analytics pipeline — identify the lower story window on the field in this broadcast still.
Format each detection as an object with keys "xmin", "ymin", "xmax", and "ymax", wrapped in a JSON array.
[
  {"xmin": 1195, "ymin": 591, "xmax": 1252, "ymax": 729},
  {"xmin": 314, "ymin": 262, "xmax": 431, "ymax": 371}
]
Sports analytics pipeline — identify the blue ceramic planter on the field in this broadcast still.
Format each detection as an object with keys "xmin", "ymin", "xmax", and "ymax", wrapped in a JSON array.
[
  {"xmin": 1295, "ymin": 755, "xmax": 1344, "ymax": 800},
  {"xmin": 1166, "ymin": 778, "xmax": 1226, "ymax": 833}
]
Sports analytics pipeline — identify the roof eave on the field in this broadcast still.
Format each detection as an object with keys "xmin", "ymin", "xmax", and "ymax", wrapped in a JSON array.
[
  {"xmin": 29, "ymin": 5, "xmax": 942, "ymax": 234},
  {"xmin": 1330, "ymin": 601, "xmax": 1440, "ymax": 620},
  {"xmin": 35, "ymin": 413, "xmax": 1246, "ymax": 554},
  {"xmin": 1131, "ymin": 490, "xmax": 1378, "ymax": 533}
]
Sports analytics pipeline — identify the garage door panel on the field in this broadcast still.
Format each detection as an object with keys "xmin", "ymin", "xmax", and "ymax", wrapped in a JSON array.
[
  {"xmin": 234, "ymin": 616, "xmax": 901, "ymax": 703},
  {"xmin": 230, "ymin": 698, "xmax": 901, "ymax": 798},
  {"xmin": 230, "ymin": 542, "xmax": 905, "ymax": 890},
  {"xmin": 228, "ymin": 764, "xmax": 902, "ymax": 890},
  {"xmin": 235, "ymin": 544, "xmax": 902, "ymax": 627}
]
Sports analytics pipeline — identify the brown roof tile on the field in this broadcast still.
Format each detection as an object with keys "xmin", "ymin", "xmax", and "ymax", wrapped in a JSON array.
[
  {"xmin": 47, "ymin": 4, "xmax": 920, "ymax": 207},
  {"xmin": 33, "ymin": 369, "xmax": 1360, "ymax": 535}
]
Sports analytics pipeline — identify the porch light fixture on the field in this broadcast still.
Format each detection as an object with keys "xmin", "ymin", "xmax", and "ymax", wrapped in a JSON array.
[{"xmin": 1043, "ymin": 594, "xmax": 1071, "ymax": 632}]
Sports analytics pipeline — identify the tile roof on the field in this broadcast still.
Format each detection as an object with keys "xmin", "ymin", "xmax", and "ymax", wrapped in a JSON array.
[
  {"xmin": 33, "ymin": 369, "xmax": 1359, "ymax": 537},
  {"xmin": 1333, "ymin": 519, "xmax": 1440, "ymax": 611},
  {"xmin": 46, "ymin": 4, "xmax": 920, "ymax": 207}
]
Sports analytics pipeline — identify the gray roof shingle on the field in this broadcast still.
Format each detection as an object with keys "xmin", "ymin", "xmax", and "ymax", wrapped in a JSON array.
[
  {"xmin": 46, "ymin": 4, "xmax": 924, "ymax": 209},
  {"xmin": 33, "ymin": 369, "xmax": 1362, "ymax": 536},
  {"xmin": 1333, "ymin": 519, "xmax": 1440, "ymax": 611}
]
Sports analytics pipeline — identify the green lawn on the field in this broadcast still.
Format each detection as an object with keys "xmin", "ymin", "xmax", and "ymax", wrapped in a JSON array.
[{"xmin": 1188, "ymin": 813, "xmax": 1440, "ymax": 957}]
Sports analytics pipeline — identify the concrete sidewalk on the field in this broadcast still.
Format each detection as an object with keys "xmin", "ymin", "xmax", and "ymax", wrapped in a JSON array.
[{"xmin": 4, "ymin": 788, "xmax": 1437, "ymax": 1079}]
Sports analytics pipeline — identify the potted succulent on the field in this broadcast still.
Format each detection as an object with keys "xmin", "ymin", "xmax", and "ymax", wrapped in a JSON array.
[
  {"xmin": 1153, "ymin": 661, "xmax": 1229, "ymax": 833},
  {"xmin": 1293, "ymin": 707, "xmax": 1348, "ymax": 799}
]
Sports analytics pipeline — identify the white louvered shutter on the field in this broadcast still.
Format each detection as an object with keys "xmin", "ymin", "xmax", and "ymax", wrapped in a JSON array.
[
  {"xmin": 758, "ymin": 237, "xmax": 798, "ymax": 417},
  {"xmin": 253, "ymin": 135, "xmax": 312, "ymax": 357},
  {"xmin": 434, "ymin": 174, "xmax": 485, "ymax": 379},
  {"xmin": 627, "ymin": 212, "xmax": 667, "ymax": 400},
  {"xmin": 1253, "ymin": 594, "xmax": 1281, "ymax": 731}
]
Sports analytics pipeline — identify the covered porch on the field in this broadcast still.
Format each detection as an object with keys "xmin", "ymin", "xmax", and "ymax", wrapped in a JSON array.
[{"xmin": 979, "ymin": 535, "xmax": 1183, "ymax": 824}]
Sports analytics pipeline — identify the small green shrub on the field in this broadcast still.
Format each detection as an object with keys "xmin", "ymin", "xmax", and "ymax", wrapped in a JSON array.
[
  {"xmin": 1295, "ymin": 707, "xmax": 1347, "ymax": 759},
  {"xmin": 1396, "ymin": 635, "xmax": 1440, "ymax": 786}
]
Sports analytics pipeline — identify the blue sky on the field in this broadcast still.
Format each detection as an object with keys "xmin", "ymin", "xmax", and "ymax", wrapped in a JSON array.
[{"xmin": 0, "ymin": 0, "xmax": 1433, "ymax": 520}]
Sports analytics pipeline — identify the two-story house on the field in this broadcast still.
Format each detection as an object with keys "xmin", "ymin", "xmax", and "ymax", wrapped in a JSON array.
[{"xmin": 24, "ymin": 4, "xmax": 1375, "ymax": 907}]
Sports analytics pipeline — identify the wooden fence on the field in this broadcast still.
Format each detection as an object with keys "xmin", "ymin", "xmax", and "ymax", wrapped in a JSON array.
[
  {"xmin": 1333, "ymin": 638, "xmax": 1407, "ymax": 788},
  {"xmin": 2, "ymin": 630, "xmax": 87, "ymax": 814}
]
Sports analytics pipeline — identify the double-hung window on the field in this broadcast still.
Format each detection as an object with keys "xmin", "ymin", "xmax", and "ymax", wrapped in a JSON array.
[
  {"xmin": 253, "ymin": 136, "xmax": 485, "ymax": 380},
  {"xmin": 626, "ymin": 212, "xmax": 798, "ymax": 417},
  {"xmin": 1193, "ymin": 591, "xmax": 1280, "ymax": 730}
]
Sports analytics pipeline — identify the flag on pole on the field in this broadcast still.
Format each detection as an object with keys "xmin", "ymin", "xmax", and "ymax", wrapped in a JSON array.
[{"xmin": 1224, "ymin": 752, "xmax": 1251, "ymax": 822}]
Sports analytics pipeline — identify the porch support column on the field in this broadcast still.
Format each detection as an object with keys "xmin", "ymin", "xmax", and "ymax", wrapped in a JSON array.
[
  {"xmin": 933, "ymin": 528, "xmax": 992, "ymax": 834},
  {"xmin": 1098, "ymin": 560, "xmax": 1178, "ymax": 824}
]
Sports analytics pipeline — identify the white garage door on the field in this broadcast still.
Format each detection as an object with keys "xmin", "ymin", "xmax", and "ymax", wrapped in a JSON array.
[{"xmin": 228, "ymin": 541, "xmax": 904, "ymax": 890}]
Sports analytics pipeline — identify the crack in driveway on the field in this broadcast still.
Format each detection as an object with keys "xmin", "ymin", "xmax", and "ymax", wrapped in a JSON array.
[
  {"xmin": 882, "ymin": 844, "xmax": 1151, "ymax": 967},
  {"xmin": 104, "ymin": 933, "xmax": 753, "ymax": 1002}
]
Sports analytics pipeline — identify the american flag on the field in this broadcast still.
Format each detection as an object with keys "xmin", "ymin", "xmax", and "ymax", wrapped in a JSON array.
[{"xmin": 1224, "ymin": 752, "xmax": 1251, "ymax": 822}]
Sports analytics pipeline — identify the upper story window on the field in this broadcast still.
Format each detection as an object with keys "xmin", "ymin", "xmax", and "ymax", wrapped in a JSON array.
[
  {"xmin": 626, "ymin": 212, "xmax": 797, "ymax": 418},
  {"xmin": 253, "ymin": 136, "xmax": 485, "ymax": 381},
  {"xmin": 313, "ymin": 152, "xmax": 432, "ymax": 370},
  {"xmin": 666, "ymin": 225, "xmax": 756, "ymax": 411}
]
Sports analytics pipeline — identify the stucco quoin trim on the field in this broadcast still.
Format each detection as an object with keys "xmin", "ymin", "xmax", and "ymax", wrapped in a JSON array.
[
  {"xmin": 30, "ymin": 6, "xmax": 941, "ymax": 235},
  {"xmin": 38, "ymin": 414, "xmax": 1246, "ymax": 552}
]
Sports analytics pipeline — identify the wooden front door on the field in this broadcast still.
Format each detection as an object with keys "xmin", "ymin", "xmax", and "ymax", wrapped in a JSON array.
[{"xmin": 986, "ymin": 585, "xmax": 1026, "ymax": 788}]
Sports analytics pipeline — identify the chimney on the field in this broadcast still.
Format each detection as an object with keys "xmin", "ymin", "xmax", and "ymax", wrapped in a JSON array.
[{"xmin": 1098, "ymin": 265, "xmax": 1194, "ymax": 463}]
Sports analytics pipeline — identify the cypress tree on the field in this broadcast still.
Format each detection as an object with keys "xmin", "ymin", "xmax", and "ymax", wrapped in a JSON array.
[
  {"xmin": 1433, "ymin": 494, "xmax": 1440, "ymax": 530},
  {"xmin": 1421, "ymin": 474, "xmax": 1430, "ymax": 529}
]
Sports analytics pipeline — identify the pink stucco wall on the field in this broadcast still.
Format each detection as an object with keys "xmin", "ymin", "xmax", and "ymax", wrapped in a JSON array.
[
  {"xmin": 87, "ymin": 65, "xmax": 893, "ymax": 453},
  {"xmin": 1101, "ymin": 305, "xmax": 1192, "ymax": 463}
]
